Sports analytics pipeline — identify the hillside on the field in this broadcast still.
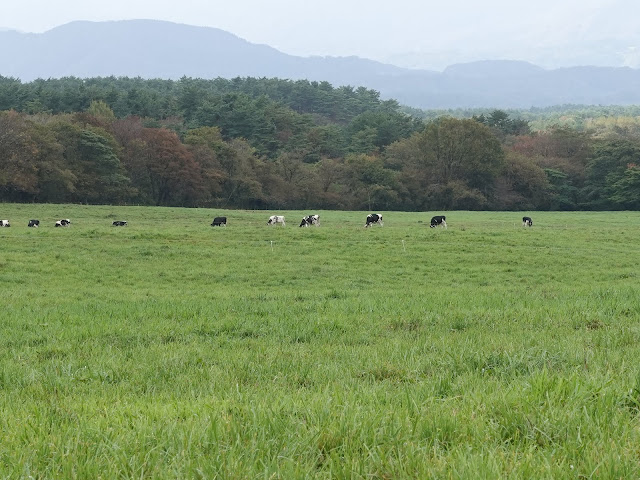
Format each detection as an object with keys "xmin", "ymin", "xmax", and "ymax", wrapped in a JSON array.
[
  {"xmin": 0, "ymin": 20, "xmax": 431, "ymax": 96},
  {"xmin": 2, "ymin": 20, "xmax": 640, "ymax": 108},
  {"xmin": 2, "ymin": 74, "xmax": 640, "ymax": 211}
]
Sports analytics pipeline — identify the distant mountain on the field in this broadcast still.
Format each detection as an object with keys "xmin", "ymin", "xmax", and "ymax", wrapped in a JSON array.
[
  {"xmin": 0, "ymin": 20, "xmax": 426, "ymax": 84},
  {"xmin": 2, "ymin": 20, "xmax": 640, "ymax": 109},
  {"xmin": 443, "ymin": 60, "xmax": 545, "ymax": 78}
]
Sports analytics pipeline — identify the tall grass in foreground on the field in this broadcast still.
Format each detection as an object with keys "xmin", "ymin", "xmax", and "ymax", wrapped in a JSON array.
[{"xmin": 0, "ymin": 205, "xmax": 639, "ymax": 478}]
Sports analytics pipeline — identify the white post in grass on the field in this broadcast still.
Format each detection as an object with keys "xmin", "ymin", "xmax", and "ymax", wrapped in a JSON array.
[
  {"xmin": 270, "ymin": 240, "xmax": 274, "ymax": 252},
  {"xmin": 402, "ymin": 240, "xmax": 406, "ymax": 252}
]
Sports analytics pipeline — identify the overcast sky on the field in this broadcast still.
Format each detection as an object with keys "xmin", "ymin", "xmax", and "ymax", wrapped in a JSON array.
[{"xmin": 4, "ymin": 0, "xmax": 640, "ymax": 69}]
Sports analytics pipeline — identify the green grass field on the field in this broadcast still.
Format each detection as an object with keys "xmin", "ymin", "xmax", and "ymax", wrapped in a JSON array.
[{"xmin": 1, "ymin": 205, "xmax": 640, "ymax": 479}]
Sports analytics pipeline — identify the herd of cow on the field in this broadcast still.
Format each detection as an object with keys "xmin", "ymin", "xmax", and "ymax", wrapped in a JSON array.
[
  {"xmin": 0, "ymin": 219, "xmax": 72, "ymax": 228},
  {"xmin": 0, "ymin": 215, "xmax": 534, "ymax": 229},
  {"xmin": 213, "ymin": 213, "xmax": 532, "ymax": 228},
  {"xmin": 0, "ymin": 219, "xmax": 126, "ymax": 227}
]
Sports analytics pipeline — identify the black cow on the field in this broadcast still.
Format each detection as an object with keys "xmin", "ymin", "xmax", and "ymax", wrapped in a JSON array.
[
  {"xmin": 211, "ymin": 216, "xmax": 227, "ymax": 227},
  {"xmin": 430, "ymin": 215, "xmax": 447, "ymax": 228},
  {"xmin": 112, "ymin": 221, "xmax": 128, "ymax": 226},
  {"xmin": 522, "ymin": 216, "xmax": 533, "ymax": 227},
  {"xmin": 28, "ymin": 219, "xmax": 39, "ymax": 227},
  {"xmin": 299, "ymin": 214, "xmax": 320, "ymax": 227},
  {"xmin": 365, "ymin": 213, "xmax": 383, "ymax": 228}
]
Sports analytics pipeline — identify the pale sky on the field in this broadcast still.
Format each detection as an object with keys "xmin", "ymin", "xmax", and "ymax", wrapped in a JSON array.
[{"xmin": 4, "ymin": 0, "xmax": 640, "ymax": 69}]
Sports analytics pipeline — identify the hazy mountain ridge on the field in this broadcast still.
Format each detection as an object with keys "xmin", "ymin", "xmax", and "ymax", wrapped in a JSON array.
[{"xmin": 2, "ymin": 19, "xmax": 640, "ymax": 108}]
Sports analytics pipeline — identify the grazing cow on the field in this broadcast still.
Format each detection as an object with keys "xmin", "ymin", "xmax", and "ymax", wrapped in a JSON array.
[
  {"xmin": 267, "ymin": 215, "xmax": 286, "ymax": 226},
  {"xmin": 211, "ymin": 216, "xmax": 227, "ymax": 227},
  {"xmin": 365, "ymin": 213, "xmax": 383, "ymax": 228},
  {"xmin": 522, "ymin": 216, "xmax": 533, "ymax": 227},
  {"xmin": 430, "ymin": 215, "xmax": 447, "ymax": 228},
  {"xmin": 28, "ymin": 219, "xmax": 39, "ymax": 227},
  {"xmin": 299, "ymin": 214, "xmax": 320, "ymax": 227},
  {"xmin": 112, "ymin": 221, "xmax": 128, "ymax": 226},
  {"xmin": 55, "ymin": 219, "xmax": 71, "ymax": 227},
  {"xmin": 0, "ymin": 220, "xmax": 10, "ymax": 227}
]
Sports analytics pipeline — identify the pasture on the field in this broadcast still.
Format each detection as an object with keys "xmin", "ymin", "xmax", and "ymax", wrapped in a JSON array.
[{"xmin": 1, "ymin": 205, "xmax": 640, "ymax": 479}]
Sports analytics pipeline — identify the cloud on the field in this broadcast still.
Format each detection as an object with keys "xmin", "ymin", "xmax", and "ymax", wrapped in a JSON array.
[{"xmin": 622, "ymin": 47, "xmax": 640, "ymax": 68}]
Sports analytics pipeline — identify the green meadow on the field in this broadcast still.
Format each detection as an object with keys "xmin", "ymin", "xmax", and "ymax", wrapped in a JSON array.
[{"xmin": 1, "ymin": 205, "xmax": 640, "ymax": 479}]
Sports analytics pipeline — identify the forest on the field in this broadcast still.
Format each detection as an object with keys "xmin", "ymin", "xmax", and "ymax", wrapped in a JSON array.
[{"xmin": 1, "ymin": 75, "xmax": 639, "ymax": 210}]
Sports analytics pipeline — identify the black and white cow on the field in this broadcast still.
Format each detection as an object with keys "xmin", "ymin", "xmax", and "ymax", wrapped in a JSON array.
[
  {"xmin": 267, "ymin": 215, "xmax": 286, "ymax": 226},
  {"xmin": 28, "ymin": 219, "xmax": 39, "ymax": 227},
  {"xmin": 112, "ymin": 220, "xmax": 128, "ymax": 226},
  {"xmin": 0, "ymin": 220, "xmax": 10, "ymax": 227},
  {"xmin": 430, "ymin": 215, "xmax": 447, "ymax": 228},
  {"xmin": 365, "ymin": 213, "xmax": 383, "ymax": 228},
  {"xmin": 522, "ymin": 216, "xmax": 533, "ymax": 227},
  {"xmin": 55, "ymin": 219, "xmax": 71, "ymax": 227},
  {"xmin": 211, "ymin": 216, "xmax": 227, "ymax": 227},
  {"xmin": 299, "ymin": 214, "xmax": 320, "ymax": 227}
]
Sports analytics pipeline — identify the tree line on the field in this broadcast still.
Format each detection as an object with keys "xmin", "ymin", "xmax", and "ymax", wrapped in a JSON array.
[{"xmin": 1, "ymin": 76, "xmax": 639, "ymax": 210}]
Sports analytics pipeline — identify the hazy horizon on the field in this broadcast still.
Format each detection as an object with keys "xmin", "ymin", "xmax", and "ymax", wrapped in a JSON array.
[{"xmin": 4, "ymin": 0, "xmax": 640, "ymax": 70}]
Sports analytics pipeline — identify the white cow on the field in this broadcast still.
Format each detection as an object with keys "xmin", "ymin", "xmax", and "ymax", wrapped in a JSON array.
[
  {"xmin": 0, "ymin": 220, "xmax": 10, "ymax": 227},
  {"xmin": 55, "ymin": 219, "xmax": 71, "ymax": 227},
  {"xmin": 267, "ymin": 215, "xmax": 286, "ymax": 226}
]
